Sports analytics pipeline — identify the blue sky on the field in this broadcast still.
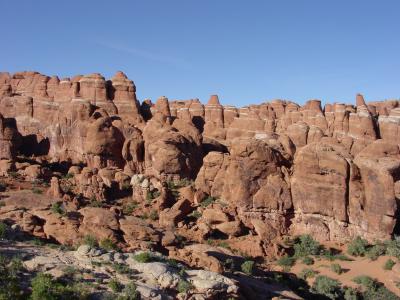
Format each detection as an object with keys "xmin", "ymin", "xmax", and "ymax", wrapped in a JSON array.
[{"xmin": 1, "ymin": 1, "xmax": 399, "ymax": 107}]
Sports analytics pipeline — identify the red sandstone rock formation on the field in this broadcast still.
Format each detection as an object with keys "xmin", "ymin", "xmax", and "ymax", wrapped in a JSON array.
[{"xmin": 1, "ymin": 70, "xmax": 400, "ymax": 248}]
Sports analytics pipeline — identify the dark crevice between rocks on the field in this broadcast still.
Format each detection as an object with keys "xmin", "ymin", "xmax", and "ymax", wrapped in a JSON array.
[{"xmin": 393, "ymin": 198, "xmax": 400, "ymax": 236}]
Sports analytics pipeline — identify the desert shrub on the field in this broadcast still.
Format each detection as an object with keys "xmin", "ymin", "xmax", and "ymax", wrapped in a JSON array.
[
  {"xmin": 343, "ymin": 287, "xmax": 361, "ymax": 300},
  {"xmin": 330, "ymin": 263, "xmax": 343, "ymax": 275},
  {"xmin": 118, "ymin": 282, "xmax": 140, "ymax": 300},
  {"xmin": 189, "ymin": 210, "xmax": 201, "ymax": 219},
  {"xmin": 363, "ymin": 286, "xmax": 399, "ymax": 300},
  {"xmin": 82, "ymin": 234, "xmax": 98, "ymax": 248},
  {"xmin": 0, "ymin": 222, "xmax": 8, "ymax": 239},
  {"xmin": 133, "ymin": 252, "xmax": 153, "ymax": 263},
  {"xmin": 100, "ymin": 238, "xmax": 118, "ymax": 251},
  {"xmin": 347, "ymin": 236, "xmax": 369, "ymax": 256},
  {"xmin": 176, "ymin": 178, "xmax": 193, "ymax": 187},
  {"xmin": 31, "ymin": 237, "xmax": 45, "ymax": 246},
  {"xmin": 223, "ymin": 258, "xmax": 235, "ymax": 272},
  {"xmin": 353, "ymin": 276, "xmax": 400, "ymax": 300},
  {"xmin": 8, "ymin": 171, "xmax": 18, "ymax": 178},
  {"xmin": 302, "ymin": 256, "xmax": 314, "ymax": 265},
  {"xmin": 0, "ymin": 201, "xmax": 5, "ymax": 207},
  {"xmin": 122, "ymin": 202, "xmax": 138, "ymax": 215},
  {"xmin": 112, "ymin": 263, "xmax": 131, "ymax": 275},
  {"xmin": 200, "ymin": 196, "xmax": 216, "ymax": 208},
  {"xmin": 299, "ymin": 268, "xmax": 317, "ymax": 280},
  {"xmin": 51, "ymin": 202, "xmax": 65, "ymax": 216},
  {"xmin": 175, "ymin": 234, "xmax": 187, "ymax": 247},
  {"xmin": 385, "ymin": 237, "xmax": 400, "ymax": 259},
  {"xmin": 384, "ymin": 258, "xmax": 396, "ymax": 270},
  {"xmin": 149, "ymin": 209, "xmax": 158, "ymax": 220},
  {"xmin": 311, "ymin": 275, "xmax": 342, "ymax": 299},
  {"xmin": 62, "ymin": 266, "xmax": 80, "ymax": 279},
  {"xmin": 177, "ymin": 279, "xmax": 193, "ymax": 294},
  {"xmin": 352, "ymin": 275, "xmax": 378, "ymax": 290},
  {"xmin": 277, "ymin": 255, "xmax": 295, "ymax": 269},
  {"xmin": 62, "ymin": 173, "xmax": 74, "ymax": 180},
  {"xmin": 30, "ymin": 272, "xmax": 88, "ymax": 300},
  {"xmin": 32, "ymin": 187, "xmax": 43, "ymax": 194},
  {"xmin": 241, "ymin": 260, "xmax": 255, "ymax": 275},
  {"xmin": 294, "ymin": 234, "xmax": 322, "ymax": 258},
  {"xmin": 108, "ymin": 278, "xmax": 123, "ymax": 293},
  {"xmin": 0, "ymin": 255, "xmax": 24, "ymax": 299},
  {"xmin": 366, "ymin": 244, "xmax": 386, "ymax": 261},
  {"xmin": 146, "ymin": 189, "xmax": 161, "ymax": 202}
]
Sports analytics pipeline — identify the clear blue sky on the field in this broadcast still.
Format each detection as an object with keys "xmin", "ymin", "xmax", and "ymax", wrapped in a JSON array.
[{"xmin": 1, "ymin": 1, "xmax": 399, "ymax": 107}]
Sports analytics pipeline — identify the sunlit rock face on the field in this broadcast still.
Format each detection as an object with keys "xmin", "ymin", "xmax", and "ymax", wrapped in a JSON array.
[{"xmin": 1, "ymin": 70, "xmax": 400, "ymax": 244}]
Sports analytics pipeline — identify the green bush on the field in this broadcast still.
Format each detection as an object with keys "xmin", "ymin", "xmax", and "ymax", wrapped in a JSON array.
[
  {"xmin": 51, "ymin": 202, "xmax": 66, "ymax": 216},
  {"xmin": 347, "ymin": 236, "xmax": 369, "ymax": 257},
  {"xmin": 82, "ymin": 234, "xmax": 98, "ymax": 248},
  {"xmin": 108, "ymin": 278, "xmax": 122, "ymax": 293},
  {"xmin": 352, "ymin": 275, "xmax": 378, "ymax": 290},
  {"xmin": 118, "ymin": 282, "xmax": 139, "ymax": 300},
  {"xmin": 384, "ymin": 258, "xmax": 396, "ymax": 270},
  {"xmin": 302, "ymin": 256, "xmax": 314, "ymax": 265},
  {"xmin": 189, "ymin": 210, "xmax": 201, "ymax": 219},
  {"xmin": 385, "ymin": 237, "xmax": 400, "ymax": 259},
  {"xmin": 177, "ymin": 279, "xmax": 193, "ymax": 294},
  {"xmin": 122, "ymin": 202, "xmax": 138, "ymax": 215},
  {"xmin": 353, "ymin": 275, "xmax": 400, "ymax": 300},
  {"xmin": 200, "ymin": 196, "xmax": 216, "ymax": 208},
  {"xmin": 277, "ymin": 255, "xmax": 295, "ymax": 269},
  {"xmin": 0, "ymin": 222, "xmax": 8, "ymax": 239},
  {"xmin": 88, "ymin": 199, "xmax": 104, "ymax": 208},
  {"xmin": 146, "ymin": 189, "xmax": 161, "ymax": 202},
  {"xmin": 30, "ymin": 272, "xmax": 88, "ymax": 300},
  {"xmin": 30, "ymin": 273, "xmax": 56, "ymax": 300},
  {"xmin": 363, "ymin": 285, "xmax": 400, "ymax": 300},
  {"xmin": 330, "ymin": 263, "xmax": 343, "ymax": 275},
  {"xmin": 299, "ymin": 268, "xmax": 317, "ymax": 280},
  {"xmin": 343, "ymin": 287, "xmax": 361, "ymax": 300},
  {"xmin": 133, "ymin": 252, "xmax": 153, "ymax": 263},
  {"xmin": 112, "ymin": 263, "xmax": 131, "ymax": 275},
  {"xmin": 63, "ymin": 173, "xmax": 74, "ymax": 179},
  {"xmin": 241, "ymin": 260, "xmax": 255, "ymax": 275},
  {"xmin": 100, "ymin": 238, "xmax": 118, "ymax": 251},
  {"xmin": 8, "ymin": 171, "xmax": 18, "ymax": 178},
  {"xmin": 149, "ymin": 209, "xmax": 158, "ymax": 221},
  {"xmin": 366, "ymin": 244, "xmax": 386, "ymax": 261},
  {"xmin": 0, "ymin": 255, "xmax": 23, "ymax": 300},
  {"xmin": 293, "ymin": 235, "xmax": 322, "ymax": 258},
  {"xmin": 311, "ymin": 275, "xmax": 342, "ymax": 299}
]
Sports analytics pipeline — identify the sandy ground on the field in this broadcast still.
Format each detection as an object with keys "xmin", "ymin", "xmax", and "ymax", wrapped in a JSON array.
[{"xmin": 289, "ymin": 254, "xmax": 400, "ymax": 296}]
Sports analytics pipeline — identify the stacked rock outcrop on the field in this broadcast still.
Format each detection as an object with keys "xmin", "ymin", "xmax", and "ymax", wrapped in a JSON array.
[{"xmin": 1, "ymin": 70, "xmax": 399, "ymax": 248}]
